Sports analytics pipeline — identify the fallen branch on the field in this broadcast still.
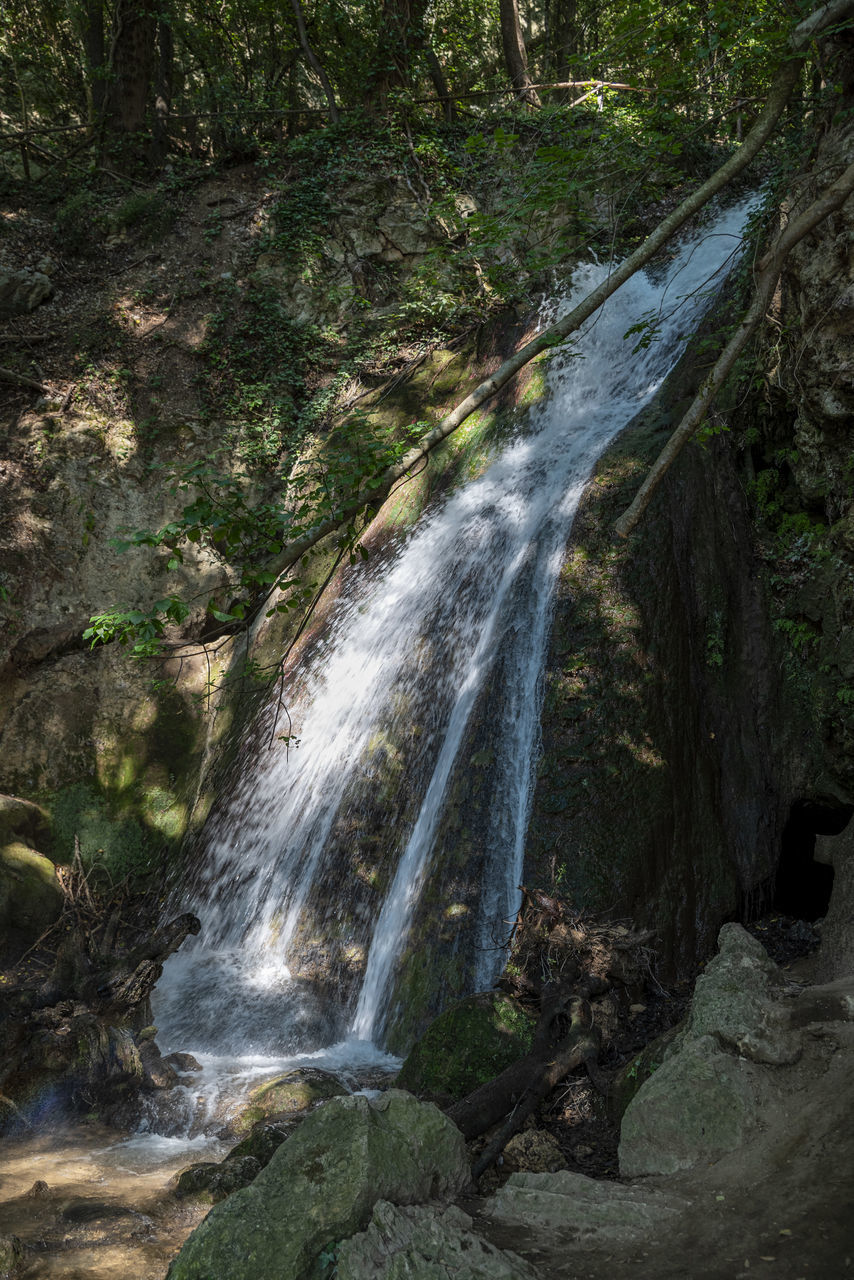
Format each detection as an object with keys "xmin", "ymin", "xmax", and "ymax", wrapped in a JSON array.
[
  {"xmin": 469, "ymin": 1000, "xmax": 602, "ymax": 1180},
  {"xmin": 0, "ymin": 366, "xmax": 49, "ymax": 393},
  {"xmin": 614, "ymin": 157, "xmax": 854, "ymax": 538},
  {"xmin": 447, "ymin": 973, "xmax": 609, "ymax": 1153}
]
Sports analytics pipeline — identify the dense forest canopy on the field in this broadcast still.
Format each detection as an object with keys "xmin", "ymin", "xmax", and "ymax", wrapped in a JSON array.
[{"xmin": 0, "ymin": 0, "xmax": 830, "ymax": 165}]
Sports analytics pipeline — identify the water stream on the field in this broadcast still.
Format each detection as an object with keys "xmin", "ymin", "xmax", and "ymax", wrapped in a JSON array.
[{"xmin": 150, "ymin": 195, "xmax": 757, "ymax": 1128}]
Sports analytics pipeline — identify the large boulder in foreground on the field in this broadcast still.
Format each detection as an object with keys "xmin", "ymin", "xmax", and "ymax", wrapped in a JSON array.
[
  {"xmin": 167, "ymin": 1091, "xmax": 470, "ymax": 1280},
  {"xmin": 619, "ymin": 924, "xmax": 797, "ymax": 1177}
]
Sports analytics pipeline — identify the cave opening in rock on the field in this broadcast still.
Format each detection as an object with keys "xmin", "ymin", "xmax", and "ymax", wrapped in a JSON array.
[{"xmin": 773, "ymin": 797, "xmax": 850, "ymax": 920}]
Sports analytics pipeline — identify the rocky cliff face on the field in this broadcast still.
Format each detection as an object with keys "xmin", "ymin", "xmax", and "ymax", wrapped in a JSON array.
[{"xmin": 525, "ymin": 104, "xmax": 854, "ymax": 982}]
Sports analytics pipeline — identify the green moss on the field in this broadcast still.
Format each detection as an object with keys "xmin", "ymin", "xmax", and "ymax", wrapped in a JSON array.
[
  {"xmin": 228, "ymin": 1071, "xmax": 348, "ymax": 1137},
  {"xmin": 49, "ymin": 782, "xmax": 157, "ymax": 882},
  {"xmin": 0, "ymin": 841, "xmax": 64, "ymax": 944},
  {"xmin": 395, "ymin": 992, "xmax": 535, "ymax": 1100}
]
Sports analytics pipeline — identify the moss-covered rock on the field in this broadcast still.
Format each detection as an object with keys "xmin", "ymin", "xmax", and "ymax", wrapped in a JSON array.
[
  {"xmin": 396, "ymin": 992, "xmax": 535, "ymax": 1101},
  {"xmin": 0, "ymin": 839, "xmax": 63, "ymax": 961},
  {"xmin": 167, "ymin": 1091, "xmax": 470, "ymax": 1280},
  {"xmin": 225, "ymin": 1068, "xmax": 348, "ymax": 1137}
]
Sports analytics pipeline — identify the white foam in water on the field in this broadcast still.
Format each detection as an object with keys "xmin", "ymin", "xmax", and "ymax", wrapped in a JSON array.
[{"xmin": 151, "ymin": 197, "xmax": 758, "ymax": 1129}]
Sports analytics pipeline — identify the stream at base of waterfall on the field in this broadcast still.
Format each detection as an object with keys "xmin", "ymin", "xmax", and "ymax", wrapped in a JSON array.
[{"xmin": 75, "ymin": 197, "xmax": 761, "ymax": 1177}]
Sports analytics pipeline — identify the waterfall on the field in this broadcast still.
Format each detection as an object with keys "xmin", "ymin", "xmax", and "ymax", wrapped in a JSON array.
[{"xmin": 152, "ymin": 196, "xmax": 756, "ymax": 1091}]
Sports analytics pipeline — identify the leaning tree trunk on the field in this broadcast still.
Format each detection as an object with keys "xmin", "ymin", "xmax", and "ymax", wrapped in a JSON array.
[{"xmin": 425, "ymin": 44, "xmax": 456, "ymax": 121}]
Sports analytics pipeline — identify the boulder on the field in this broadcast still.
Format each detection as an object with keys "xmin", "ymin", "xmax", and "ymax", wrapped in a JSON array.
[
  {"xmin": 223, "ymin": 1066, "xmax": 348, "ymax": 1136},
  {"xmin": 396, "ymin": 992, "xmax": 535, "ymax": 1101},
  {"xmin": 618, "ymin": 924, "xmax": 796, "ymax": 1176},
  {"xmin": 0, "ymin": 794, "xmax": 51, "ymax": 847},
  {"xmin": 163, "ymin": 1052, "xmax": 203, "ymax": 1074},
  {"xmin": 0, "ymin": 841, "xmax": 63, "ymax": 962},
  {"xmin": 0, "ymin": 266, "xmax": 53, "ymax": 319},
  {"xmin": 176, "ymin": 1121, "xmax": 298, "ymax": 1203},
  {"xmin": 176, "ymin": 1156, "xmax": 262, "ymax": 1204},
  {"xmin": 618, "ymin": 1033, "xmax": 770, "ymax": 1177},
  {"xmin": 337, "ymin": 1201, "xmax": 539, "ymax": 1280},
  {"xmin": 684, "ymin": 923, "xmax": 801, "ymax": 1065},
  {"xmin": 167, "ymin": 1091, "xmax": 470, "ymax": 1280},
  {"xmin": 487, "ymin": 1168, "xmax": 687, "ymax": 1243}
]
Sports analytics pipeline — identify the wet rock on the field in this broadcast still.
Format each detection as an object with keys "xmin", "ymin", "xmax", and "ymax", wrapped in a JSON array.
[
  {"xmin": 138, "ymin": 1040, "xmax": 179, "ymax": 1090},
  {"xmin": 176, "ymin": 1156, "xmax": 262, "ymax": 1204},
  {"xmin": 167, "ymin": 1091, "xmax": 470, "ymax": 1280},
  {"xmin": 337, "ymin": 1200, "xmax": 538, "ymax": 1280},
  {"xmin": 224, "ymin": 1067, "xmax": 348, "ymax": 1137},
  {"xmin": 25, "ymin": 1181, "xmax": 50, "ymax": 1199},
  {"xmin": 163, "ymin": 1052, "xmax": 202, "ymax": 1074},
  {"xmin": 487, "ymin": 1168, "xmax": 687, "ymax": 1241},
  {"xmin": 0, "ymin": 1233, "xmax": 23, "ymax": 1279},
  {"xmin": 176, "ymin": 1121, "xmax": 296, "ymax": 1204},
  {"xmin": 0, "ymin": 266, "xmax": 53, "ymax": 319},
  {"xmin": 228, "ymin": 1120, "xmax": 295, "ymax": 1165},
  {"xmin": 396, "ymin": 992, "xmax": 535, "ymax": 1102},
  {"xmin": 502, "ymin": 1129, "xmax": 565, "ymax": 1174}
]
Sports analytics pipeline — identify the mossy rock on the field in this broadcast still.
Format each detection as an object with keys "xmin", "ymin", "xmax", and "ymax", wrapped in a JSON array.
[
  {"xmin": 226, "ymin": 1068, "xmax": 348, "ymax": 1137},
  {"xmin": 167, "ymin": 1092, "xmax": 470, "ymax": 1280},
  {"xmin": 0, "ymin": 840, "xmax": 63, "ymax": 961},
  {"xmin": 396, "ymin": 992, "xmax": 535, "ymax": 1101}
]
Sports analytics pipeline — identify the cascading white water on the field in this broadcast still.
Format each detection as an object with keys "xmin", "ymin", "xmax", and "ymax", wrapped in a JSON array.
[{"xmin": 152, "ymin": 196, "xmax": 756, "ymax": 1110}]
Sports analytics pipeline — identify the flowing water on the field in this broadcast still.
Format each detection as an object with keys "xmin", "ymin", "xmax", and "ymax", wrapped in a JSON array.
[
  {"xmin": 0, "ymin": 198, "xmax": 759, "ymax": 1280},
  {"xmin": 148, "ymin": 194, "xmax": 757, "ymax": 1126}
]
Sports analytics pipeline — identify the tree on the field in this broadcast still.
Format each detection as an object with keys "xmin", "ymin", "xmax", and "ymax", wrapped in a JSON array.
[{"xmin": 499, "ymin": 0, "xmax": 541, "ymax": 105}]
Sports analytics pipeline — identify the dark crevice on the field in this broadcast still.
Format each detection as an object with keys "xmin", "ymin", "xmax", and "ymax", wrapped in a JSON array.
[{"xmin": 772, "ymin": 795, "xmax": 849, "ymax": 920}]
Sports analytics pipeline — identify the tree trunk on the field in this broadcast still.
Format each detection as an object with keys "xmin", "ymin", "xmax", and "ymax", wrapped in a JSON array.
[
  {"xmin": 289, "ymin": 0, "xmax": 340, "ymax": 125},
  {"xmin": 151, "ymin": 14, "xmax": 173, "ymax": 162},
  {"xmin": 108, "ymin": 0, "xmax": 157, "ymax": 134},
  {"xmin": 425, "ymin": 45, "xmax": 456, "ymax": 121},
  {"xmin": 551, "ymin": 0, "xmax": 579, "ymax": 86},
  {"xmin": 447, "ymin": 975, "xmax": 609, "ymax": 1179},
  {"xmin": 74, "ymin": 0, "xmax": 107, "ymax": 125},
  {"xmin": 500, "ymin": 0, "xmax": 541, "ymax": 106}
]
